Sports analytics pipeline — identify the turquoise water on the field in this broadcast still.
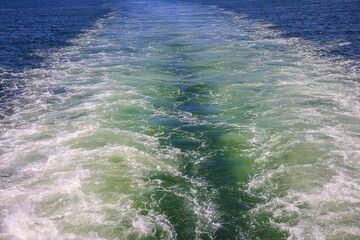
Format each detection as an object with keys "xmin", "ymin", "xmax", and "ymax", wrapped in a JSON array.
[{"xmin": 1, "ymin": 0, "xmax": 360, "ymax": 239}]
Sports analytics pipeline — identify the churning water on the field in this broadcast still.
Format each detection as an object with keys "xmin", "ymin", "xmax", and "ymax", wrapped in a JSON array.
[{"xmin": 0, "ymin": 0, "xmax": 359, "ymax": 239}]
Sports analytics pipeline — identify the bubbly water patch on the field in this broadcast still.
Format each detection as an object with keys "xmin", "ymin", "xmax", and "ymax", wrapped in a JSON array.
[
  {"xmin": 0, "ymin": 125, "xmax": 177, "ymax": 238},
  {"xmin": 205, "ymin": 5, "xmax": 360, "ymax": 239}
]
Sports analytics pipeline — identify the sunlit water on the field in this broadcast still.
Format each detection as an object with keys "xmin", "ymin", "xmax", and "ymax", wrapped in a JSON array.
[{"xmin": 1, "ymin": 0, "xmax": 360, "ymax": 239}]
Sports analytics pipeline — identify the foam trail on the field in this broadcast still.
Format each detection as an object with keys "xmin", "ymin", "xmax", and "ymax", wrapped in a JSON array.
[{"xmin": 0, "ymin": 0, "xmax": 360, "ymax": 239}]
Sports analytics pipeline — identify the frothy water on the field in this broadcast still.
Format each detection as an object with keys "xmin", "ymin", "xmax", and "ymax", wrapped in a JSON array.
[{"xmin": 1, "ymin": 0, "xmax": 359, "ymax": 239}]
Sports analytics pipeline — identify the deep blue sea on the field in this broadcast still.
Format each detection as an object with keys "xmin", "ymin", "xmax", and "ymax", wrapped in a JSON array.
[
  {"xmin": 0, "ymin": 0, "xmax": 111, "ymax": 111},
  {"xmin": 1, "ymin": 0, "xmax": 360, "ymax": 239},
  {"xmin": 188, "ymin": 0, "xmax": 360, "ymax": 59}
]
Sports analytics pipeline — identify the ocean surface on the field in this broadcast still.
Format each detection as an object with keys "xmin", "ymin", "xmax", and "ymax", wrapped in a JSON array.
[{"xmin": 1, "ymin": 0, "xmax": 360, "ymax": 239}]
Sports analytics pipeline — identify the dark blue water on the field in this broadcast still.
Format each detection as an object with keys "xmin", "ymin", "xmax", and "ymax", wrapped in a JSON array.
[
  {"xmin": 187, "ymin": 0, "xmax": 360, "ymax": 60},
  {"xmin": 0, "ymin": 0, "xmax": 111, "ymax": 112},
  {"xmin": 0, "ymin": 0, "xmax": 111, "ymax": 71}
]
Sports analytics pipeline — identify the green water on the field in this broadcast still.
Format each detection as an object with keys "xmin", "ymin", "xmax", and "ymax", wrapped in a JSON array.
[{"xmin": 0, "ymin": 0, "xmax": 359, "ymax": 239}]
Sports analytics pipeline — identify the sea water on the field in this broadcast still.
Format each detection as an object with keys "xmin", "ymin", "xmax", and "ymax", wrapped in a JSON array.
[{"xmin": 0, "ymin": 0, "xmax": 359, "ymax": 239}]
